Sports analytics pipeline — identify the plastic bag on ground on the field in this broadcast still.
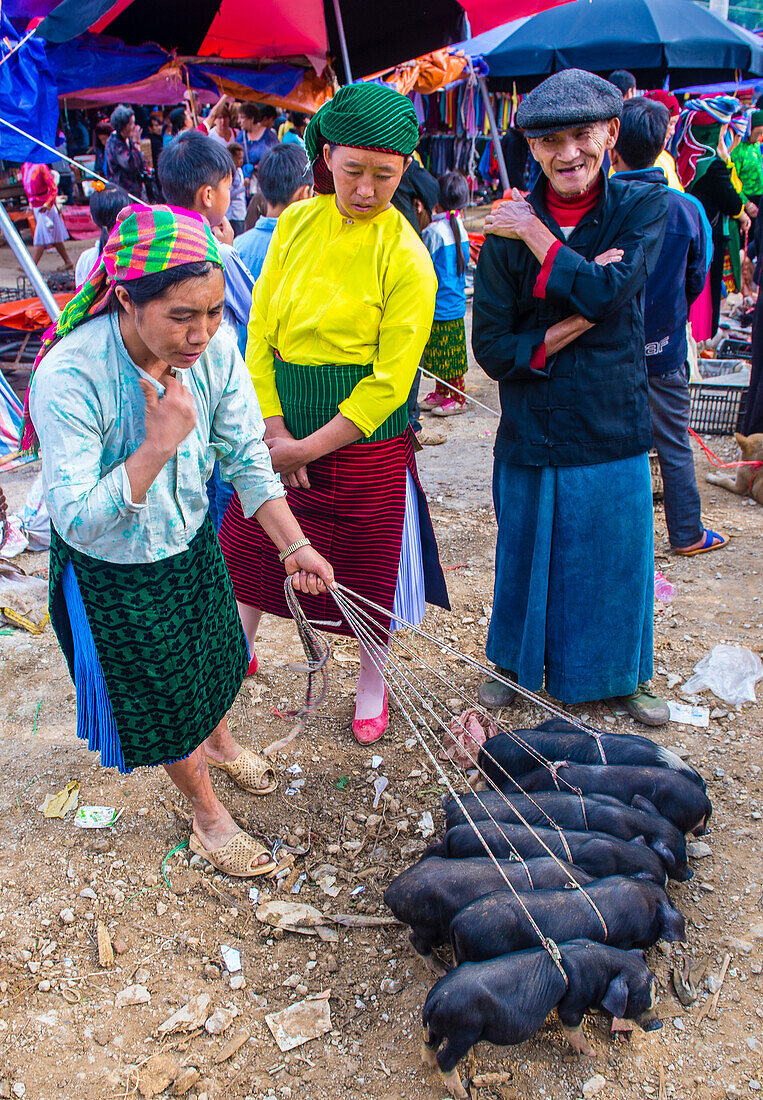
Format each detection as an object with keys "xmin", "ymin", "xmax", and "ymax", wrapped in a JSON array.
[
  {"xmin": 20, "ymin": 474, "xmax": 51, "ymax": 551},
  {"xmin": 682, "ymin": 644, "xmax": 763, "ymax": 705},
  {"xmin": 0, "ymin": 558, "xmax": 48, "ymax": 630}
]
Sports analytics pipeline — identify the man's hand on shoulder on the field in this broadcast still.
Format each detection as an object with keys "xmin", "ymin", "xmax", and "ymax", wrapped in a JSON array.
[{"xmin": 483, "ymin": 189, "xmax": 539, "ymax": 240}]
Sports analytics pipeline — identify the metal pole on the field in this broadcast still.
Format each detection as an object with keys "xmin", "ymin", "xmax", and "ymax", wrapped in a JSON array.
[
  {"xmin": 709, "ymin": 0, "xmax": 730, "ymax": 17},
  {"xmin": 332, "ymin": 0, "xmax": 353, "ymax": 84},
  {"xmin": 475, "ymin": 69, "xmax": 510, "ymax": 194},
  {"xmin": 0, "ymin": 202, "xmax": 61, "ymax": 322}
]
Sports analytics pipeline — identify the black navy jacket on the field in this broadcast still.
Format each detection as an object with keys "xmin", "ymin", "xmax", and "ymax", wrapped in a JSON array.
[
  {"xmin": 473, "ymin": 171, "xmax": 668, "ymax": 467},
  {"xmin": 617, "ymin": 168, "xmax": 712, "ymax": 377}
]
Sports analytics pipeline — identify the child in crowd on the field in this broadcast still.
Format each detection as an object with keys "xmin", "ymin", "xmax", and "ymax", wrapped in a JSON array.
[
  {"xmin": 235, "ymin": 145, "xmax": 313, "ymax": 280},
  {"xmin": 226, "ymin": 142, "xmax": 248, "ymax": 235},
  {"xmin": 74, "ymin": 184, "xmax": 130, "ymax": 288},
  {"xmin": 420, "ymin": 171, "xmax": 471, "ymax": 417},
  {"xmin": 158, "ymin": 131, "xmax": 257, "ymax": 529}
]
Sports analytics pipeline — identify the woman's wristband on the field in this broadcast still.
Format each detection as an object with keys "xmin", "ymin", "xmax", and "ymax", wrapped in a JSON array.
[{"xmin": 278, "ymin": 538, "xmax": 311, "ymax": 562}]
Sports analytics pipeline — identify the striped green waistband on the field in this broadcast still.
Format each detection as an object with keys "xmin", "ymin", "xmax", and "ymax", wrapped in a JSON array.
[{"xmin": 274, "ymin": 358, "xmax": 407, "ymax": 444}]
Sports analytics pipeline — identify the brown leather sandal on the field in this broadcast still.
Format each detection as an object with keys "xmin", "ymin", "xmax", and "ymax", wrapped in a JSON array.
[
  {"xmin": 207, "ymin": 749, "xmax": 277, "ymax": 795},
  {"xmin": 189, "ymin": 830, "xmax": 277, "ymax": 877}
]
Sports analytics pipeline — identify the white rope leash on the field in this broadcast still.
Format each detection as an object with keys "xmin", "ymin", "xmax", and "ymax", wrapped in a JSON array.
[
  {"xmin": 330, "ymin": 587, "xmax": 609, "ymax": 944},
  {"xmin": 336, "ymin": 584, "xmax": 601, "ymax": 823},
  {"xmin": 333, "ymin": 590, "xmax": 602, "ymax": 890},
  {"xmin": 329, "ymin": 587, "xmax": 572, "ymax": 981},
  {"xmin": 419, "ymin": 367, "xmax": 501, "ymax": 418}
]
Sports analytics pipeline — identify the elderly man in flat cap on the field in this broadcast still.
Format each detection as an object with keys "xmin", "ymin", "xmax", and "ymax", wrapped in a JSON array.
[{"xmin": 472, "ymin": 68, "xmax": 670, "ymax": 726}]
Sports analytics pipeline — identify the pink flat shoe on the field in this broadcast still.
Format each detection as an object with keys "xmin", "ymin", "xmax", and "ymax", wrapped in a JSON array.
[
  {"xmin": 352, "ymin": 688, "xmax": 388, "ymax": 745},
  {"xmin": 420, "ymin": 391, "xmax": 444, "ymax": 411},
  {"xmin": 246, "ymin": 651, "xmax": 258, "ymax": 676},
  {"xmin": 431, "ymin": 397, "xmax": 466, "ymax": 417}
]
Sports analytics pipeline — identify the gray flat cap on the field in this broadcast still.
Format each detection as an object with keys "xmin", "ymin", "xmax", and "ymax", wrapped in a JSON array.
[{"xmin": 517, "ymin": 69, "xmax": 623, "ymax": 138}]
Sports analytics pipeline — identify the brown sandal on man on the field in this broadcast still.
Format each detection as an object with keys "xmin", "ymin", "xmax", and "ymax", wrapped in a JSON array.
[
  {"xmin": 207, "ymin": 749, "xmax": 277, "ymax": 795},
  {"xmin": 189, "ymin": 830, "xmax": 277, "ymax": 877}
]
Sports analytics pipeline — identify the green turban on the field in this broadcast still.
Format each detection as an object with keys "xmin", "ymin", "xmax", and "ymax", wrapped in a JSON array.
[{"xmin": 305, "ymin": 82, "xmax": 419, "ymax": 193}]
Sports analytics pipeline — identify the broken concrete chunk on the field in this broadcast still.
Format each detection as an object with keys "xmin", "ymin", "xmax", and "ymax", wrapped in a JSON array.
[
  {"xmin": 204, "ymin": 1006, "xmax": 235, "ymax": 1035},
  {"xmin": 137, "ymin": 1055, "xmax": 179, "ymax": 1098},
  {"xmin": 115, "ymin": 985, "xmax": 151, "ymax": 1008}
]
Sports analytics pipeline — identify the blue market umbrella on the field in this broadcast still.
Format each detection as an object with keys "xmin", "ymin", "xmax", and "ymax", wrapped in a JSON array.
[{"xmin": 460, "ymin": 0, "xmax": 763, "ymax": 90}]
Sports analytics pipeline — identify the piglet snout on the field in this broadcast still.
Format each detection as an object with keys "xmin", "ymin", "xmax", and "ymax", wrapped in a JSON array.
[{"xmin": 635, "ymin": 1010, "xmax": 662, "ymax": 1032}]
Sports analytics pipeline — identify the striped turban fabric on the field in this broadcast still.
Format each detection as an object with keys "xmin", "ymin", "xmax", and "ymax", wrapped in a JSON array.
[
  {"xmin": 673, "ymin": 95, "xmax": 742, "ymax": 190},
  {"xmin": 21, "ymin": 204, "xmax": 221, "ymax": 451},
  {"xmin": 304, "ymin": 82, "xmax": 420, "ymax": 195}
]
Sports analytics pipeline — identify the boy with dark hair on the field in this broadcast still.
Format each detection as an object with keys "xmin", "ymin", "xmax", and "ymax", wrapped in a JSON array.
[
  {"xmin": 159, "ymin": 130, "xmax": 257, "ymax": 528},
  {"xmin": 611, "ymin": 97, "xmax": 725, "ymax": 556},
  {"xmin": 608, "ymin": 69, "xmax": 637, "ymax": 98},
  {"xmin": 235, "ymin": 145, "xmax": 313, "ymax": 280}
]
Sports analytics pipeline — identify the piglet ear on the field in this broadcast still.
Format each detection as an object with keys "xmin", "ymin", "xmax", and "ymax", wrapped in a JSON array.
[
  {"xmin": 632, "ymin": 834, "xmax": 647, "ymax": 847},
  {"xmin": 631, "ymin": 794, "xmax": 660, "ymax": 817},
  {"xmin": 600, "ymin": 974, "xmax": 629, "ymax": 1019}
]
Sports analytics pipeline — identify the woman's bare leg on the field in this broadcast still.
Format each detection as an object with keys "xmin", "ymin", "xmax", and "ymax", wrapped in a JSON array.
[
  {"xmin": 354, "ymin": 637, "xmax": 388, "ymax": 720},
  {"xmin": 53, "ymin": 241, "xmax": 74, "ymax": 269},
  {"xmin": 202, "ymin": 715, "xmax": 274, "ymax": 791},
  {"xmin": 31, "ymin": 245, "xmax": 45, "ymax": 265},
  {"xmin": 236, "ymin": 601, "xmax": 262, "ymax": 654},
  {"xmin": 164, "ymin": 746, "xmax": 270, "ymax": 863}
]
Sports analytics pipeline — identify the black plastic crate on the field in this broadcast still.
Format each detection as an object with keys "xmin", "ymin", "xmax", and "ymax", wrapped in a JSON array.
[
  {"xmin": 689, "ymin": 383, "xmax": 749, "ymax": 435},
  {"xmin": 716, "ymin": 336, "xmax": 751, "ymax": 359}
]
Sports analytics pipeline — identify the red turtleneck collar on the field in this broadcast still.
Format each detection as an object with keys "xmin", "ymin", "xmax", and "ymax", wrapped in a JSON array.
[{"xmin": 545, "ymin": 174, "xmax": 603, "ymax": 228}]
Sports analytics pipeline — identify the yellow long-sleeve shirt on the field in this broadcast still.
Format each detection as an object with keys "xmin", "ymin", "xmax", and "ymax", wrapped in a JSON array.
[
  {"xmin": 655, "ymin": 150, "xmax": 684, "ymax": 192},
  {"xmin": 246, "ymin": 193, "xmax": 437, "ymax": 437}
]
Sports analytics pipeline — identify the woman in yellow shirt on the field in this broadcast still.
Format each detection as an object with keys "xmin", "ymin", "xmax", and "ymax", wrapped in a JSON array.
[{"xmin": 219, "ymin": 83, "xmax": 449, "ymax": 744}]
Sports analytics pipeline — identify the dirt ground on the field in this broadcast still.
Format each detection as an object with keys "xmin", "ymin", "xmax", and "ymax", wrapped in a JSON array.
[{"xmin": 0, "ymin": 238, "xmax": 761, "ymax": 1100}]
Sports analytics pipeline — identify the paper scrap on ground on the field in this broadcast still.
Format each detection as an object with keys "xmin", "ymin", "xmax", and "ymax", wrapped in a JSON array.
[
  {"xmin": 40, "ymin": 781, "xmax": 79, "ymax": 818},
  {"xmin": 265, "ymin": 990, "xmax": 332, "ymax": 1052},
  {"xmin": 255, "ymin": 900, "xmax": 326, "ymax": 935},
  {"xmin": 372, "ymin": 776, "xmax": 388, "ymax": 808},
  {"xmin": 220, "ymin": 945, "xmax": 241, "ymax": 973},
  {"xmin": 73, "ymin": 805, "xmax": 123, "ymax": 828},
  {"xmin": 668, "ymin": 701, "xmax": 710, "ymax": 728}
]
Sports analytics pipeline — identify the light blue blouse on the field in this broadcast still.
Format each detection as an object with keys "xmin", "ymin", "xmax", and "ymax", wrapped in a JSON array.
[{"xmin": 30, "ymin": 310, "xmax": 285, "ymax": 564}]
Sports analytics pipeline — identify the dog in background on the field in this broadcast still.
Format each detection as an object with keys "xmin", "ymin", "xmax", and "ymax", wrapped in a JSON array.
[{"xmin": 706, "ymin": 432, "xmax": 763, "ymax": 506}]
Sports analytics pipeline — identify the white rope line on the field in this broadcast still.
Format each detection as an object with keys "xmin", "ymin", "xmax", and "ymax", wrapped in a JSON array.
[
  {"xmin": 0, "ymin": 115, "xmax": 151, "ymax": 206},
  {"xmin": 356, "ymin": 594, "xmax": 588, "ymax": 795},
  {"xmin": 419, "ymin": 367, "xmax": 501, "ymax": 417},
  {"xmin": 0, "ymin": 29, "xmax": 37, "ymax": 71},
  {"xmin": 333, "ymin": 592, "xmax": 529, "ymax": 868},
  {"xmin": 331, "ymin": 588, "xmax": 609, "ymax": 943},
  {"xmin": 334, "ymin": 583, "xmax": 603, "ymax": 742},
  {"xmin": 329, "ymin": 589, "xmax": 571, "ymax": 978},
  {"xmin": 334, "ymin": 591, "xmax": 605, "ymax": 903},
  {"xmin": 336, "ymin": 584, "xmax": 597, "ymax": 812},
  {"xmin": 342, "ymin": 590, "xmax": 581, "ymax": 822}
]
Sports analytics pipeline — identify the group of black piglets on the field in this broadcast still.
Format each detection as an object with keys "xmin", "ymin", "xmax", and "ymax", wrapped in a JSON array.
[{"xmin": 383, "ymin": 719, "xmax": 713, "ymax": 1098}]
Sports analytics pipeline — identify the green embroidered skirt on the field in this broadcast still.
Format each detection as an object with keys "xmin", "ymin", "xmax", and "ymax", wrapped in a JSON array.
[
  {"xmin": 422, "ymin": 317, "xmax": 469, "ymax": 381},
  {"xmin": 49, "ymin": 516, "xmax": 248, "ymax": 772}
]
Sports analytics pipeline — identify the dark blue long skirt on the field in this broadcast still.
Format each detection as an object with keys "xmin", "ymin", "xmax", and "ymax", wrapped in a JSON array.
[{"xmin": 487, "ymin": 453, "xmax": 654, "ymax": 704}]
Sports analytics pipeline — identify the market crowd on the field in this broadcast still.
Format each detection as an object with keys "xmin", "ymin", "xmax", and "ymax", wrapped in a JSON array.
[{"xmin": 21, "ymin": 72, "xmax": 763, "ymax": 877}]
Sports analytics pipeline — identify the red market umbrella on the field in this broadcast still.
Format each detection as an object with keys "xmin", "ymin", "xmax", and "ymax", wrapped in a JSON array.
[{"xmin": 33, "ymin": 0, "xmax": 571, "ymax": 81}]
